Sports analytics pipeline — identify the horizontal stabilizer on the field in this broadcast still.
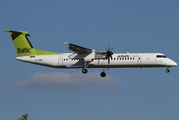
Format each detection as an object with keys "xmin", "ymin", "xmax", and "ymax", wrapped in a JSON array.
[{"xmin": 4, "ymin": 30, "xmax": 30, "ymax": 36}]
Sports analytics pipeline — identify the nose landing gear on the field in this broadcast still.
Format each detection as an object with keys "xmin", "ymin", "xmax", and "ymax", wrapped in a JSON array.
[
  {"xmin": 166, "ymin": 66, "xmax": 170, "ymax": 73},
  {"xmin": 166, "ymin": 68, "xmax": 170, "ymax": 73}
]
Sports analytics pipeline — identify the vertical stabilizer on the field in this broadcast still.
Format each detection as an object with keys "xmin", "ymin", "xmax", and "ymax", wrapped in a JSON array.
[
  {"xmin": 5, "ymin": 30, "xmax": 62, "ymax": 56},
  {"xmin": 5, "ymin": 30, "xmax": 37, "ymax": 56}
]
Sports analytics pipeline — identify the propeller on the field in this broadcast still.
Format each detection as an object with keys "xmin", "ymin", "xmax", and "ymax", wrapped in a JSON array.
[{"xmin": 105, "ymin": 43, "xmax": 113, "ymax": 64}]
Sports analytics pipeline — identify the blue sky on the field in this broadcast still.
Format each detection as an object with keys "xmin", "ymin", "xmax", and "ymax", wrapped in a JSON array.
[{"xmin": 1, "ymin": 0, "xmax": 179, "ymax": 120}]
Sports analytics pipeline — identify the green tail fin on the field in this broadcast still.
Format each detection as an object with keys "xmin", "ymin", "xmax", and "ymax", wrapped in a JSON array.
[
  {"xmin": 5, "ymin": 30, "xmax": 62, "ymax": 56},
  {"xmin": 5, "ymin": 30, "xmax": 36, "ymax": 56}
]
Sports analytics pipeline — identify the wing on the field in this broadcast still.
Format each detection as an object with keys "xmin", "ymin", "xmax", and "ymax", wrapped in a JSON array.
[{"xmin": 64, "ymin": 42, "xmax": 92, "ymax": 54}]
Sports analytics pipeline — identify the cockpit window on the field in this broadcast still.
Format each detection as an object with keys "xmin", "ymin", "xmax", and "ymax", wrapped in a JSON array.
[{"xmin": 156, "ymin": 55, "xmax": 167, "ymax": 58}]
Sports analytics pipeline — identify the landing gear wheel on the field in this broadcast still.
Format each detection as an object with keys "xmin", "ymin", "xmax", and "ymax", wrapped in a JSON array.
[
  {"xmin": 166, "ymin": 69, "xmax": 170, "ymax": 73},
  {"xmin": 100, "ymin": 72, "xmax": 106, "ymax": 77},
  {"xmin": 82, "ymin": 68, "xmax": 88, "ymax": 74}
]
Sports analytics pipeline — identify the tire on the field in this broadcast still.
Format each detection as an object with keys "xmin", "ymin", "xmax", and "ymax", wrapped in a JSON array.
[
  {"xmin": 100, "ymin": 72, "xmax": 106, "ymax": 77},
  {"xmin": 82, "ymin": 69, "xmax": 88, "ymax": 74},
  {"xmin": 166, "ymin": 69, "xmax": 170, "ymax": 73}
]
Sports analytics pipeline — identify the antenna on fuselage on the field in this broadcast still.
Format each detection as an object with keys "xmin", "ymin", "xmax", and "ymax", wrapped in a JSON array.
[{"xmin": 124, "ymin": 47, "xmax": 129, "ymax": 54}]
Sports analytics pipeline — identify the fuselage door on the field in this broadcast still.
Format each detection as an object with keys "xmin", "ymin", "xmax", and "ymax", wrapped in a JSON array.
[
  {"xmin": 59, "ymin": 57, "xmax": 63, "ymax": 65},
  {"xmin": 137, "ymin": 56, "xmax": 142, "ymax": 65}
]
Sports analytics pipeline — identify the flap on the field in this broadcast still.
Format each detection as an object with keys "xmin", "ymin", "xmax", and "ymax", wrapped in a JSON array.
[{"xmin": 64, "ymin": 42, "xmax": 92, "ymax": 54}]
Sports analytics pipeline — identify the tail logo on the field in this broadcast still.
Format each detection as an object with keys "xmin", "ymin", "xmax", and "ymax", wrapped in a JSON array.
[{"xmin": 17, "ymin": 48, "xmax": 31, "ymax": 53}]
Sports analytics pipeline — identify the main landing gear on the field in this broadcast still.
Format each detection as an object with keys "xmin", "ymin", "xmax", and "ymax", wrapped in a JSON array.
[
  {"xmin": 82, "ymin": 68, "xmax": 88, "ymax": 74},
  {"xmin": 100, "ymin": 72, "xmax": 106, "ymax": 77},
  {"xmin": 100, "ymin": 68, "xmax": 108, "ymax": 77},
  {"xmin": 81, "ymin": 68, "xmax": 108, "ymax": 77}
]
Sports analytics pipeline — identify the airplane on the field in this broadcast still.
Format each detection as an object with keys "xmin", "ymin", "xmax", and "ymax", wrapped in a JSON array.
[{"xmin": 5, "ymin": 30, "xmax": 177, "ymax": 77}]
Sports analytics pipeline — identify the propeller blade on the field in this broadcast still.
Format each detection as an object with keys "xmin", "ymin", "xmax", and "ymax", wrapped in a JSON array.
[
  {"xmin": 105, "ymin": 43, "xmax": 113, "ymax": 65},
  {"xmin": 108, "ymin": 43, "xmax": 110, "ymax": 51},
  {"xmin": 108, "ymin": 57, "xmax": 110, "ymax": 64}
]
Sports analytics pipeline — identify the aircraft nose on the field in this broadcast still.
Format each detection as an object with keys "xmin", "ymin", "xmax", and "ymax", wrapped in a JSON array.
[
  {"xmin": 170, "ymin": 60, "xmax": 177, "ymax": 67},
  {"xmin": 173, "ymin": 61, "xmax": 177, "ymax": 66}
]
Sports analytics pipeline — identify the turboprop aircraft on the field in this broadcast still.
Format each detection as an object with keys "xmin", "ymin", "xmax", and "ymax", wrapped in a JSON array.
[{"xmin": 5, "ymin": 30, "xmax": 177, "ymax": 77}]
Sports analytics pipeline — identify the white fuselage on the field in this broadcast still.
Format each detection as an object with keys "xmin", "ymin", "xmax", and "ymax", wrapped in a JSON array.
[{"xmin": 16, "ymin": 53, "xmax": 177, "ymax": 69}]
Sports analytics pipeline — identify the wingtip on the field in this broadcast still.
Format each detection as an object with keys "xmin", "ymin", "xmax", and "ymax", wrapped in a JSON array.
[
  {"xmin": 64, "ymin": 42, "xmax": 70, "ymax": 45},
  {"xmin": 4, "ymin": 30, "xmax": 10, "ymax": 32}
]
